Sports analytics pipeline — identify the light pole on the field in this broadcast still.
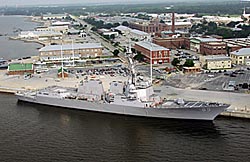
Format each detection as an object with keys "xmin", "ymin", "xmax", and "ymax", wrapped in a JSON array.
[
  {"xmin": 72, "ymin": 39, "xmax": 75, "ymax": 67},
  {"xmin": 150, "ymin": 39, "xmax": 153, "ymax": 84}
]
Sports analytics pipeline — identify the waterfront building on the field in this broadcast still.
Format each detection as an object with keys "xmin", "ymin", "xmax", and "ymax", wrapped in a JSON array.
[
  {"xmin": 39, "ymin": 43, "xmax": 103, "ymax": 61},
  {"xmin": 19, "ymin": 31, "xmax": 62, "ymax": 40},
  {"xmin": 200, "ymin": 55, "xmax": 232, "ymax": 70},
  {"xmin": 41, "ymin": 13, "xmax": 68, "ymax": 20},
  {"xmin": 7, "ymin": 63, "xmax": 34, "ymax": 75},
  {"xmin": 230, "ymin": 48, "xmax": 250, "ymax": 65},
  {"xmin": 36, "ymin": 26, "xmax": 69, "ymax": 34},
  {"xmin": 134, "ymin": 41, "xmax": 170, "ymax": 64},
  {"xmin": 51, "ymin": 21, "xmax": 71, "ymax": 26}
]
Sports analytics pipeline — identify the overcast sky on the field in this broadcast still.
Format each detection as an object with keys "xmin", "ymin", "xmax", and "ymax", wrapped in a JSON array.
[
  {"xmin": 0, "ymin": 0, "xmax": 158, "ymax": 6},
  {"xmin": 0, "ymin": 0, "xmax": 239, "ymax": 7}
]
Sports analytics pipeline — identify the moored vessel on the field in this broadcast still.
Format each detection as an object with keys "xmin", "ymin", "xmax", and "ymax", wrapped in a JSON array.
[{"xmin": 16, "ymin": 56, "xmax": 229, "ymax": 120}]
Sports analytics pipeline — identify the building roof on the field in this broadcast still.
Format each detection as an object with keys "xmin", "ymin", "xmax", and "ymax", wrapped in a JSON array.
[
  {"xmin": 205, "ymin": 42, "xmax": 226, "ymax": 45},
  {"xmin": 8, "ymin": 63, "xmax": 33, "ymax": 71},
  {"xmin": 43, "ymin": 14, "xmax": 66, "ymax": 17},
  {"xmin": 131, "ymin": 29, "xmax": 149, "ymax": 36},
  {"xmin": 135, "ymin": 41, "xmax": 169, "ymax": 51},
  {"xmin": 166, "ymin": 22, "xmax": 192, "ymax": 26},
  {"xmin": 39, "ymin": 43, "xmax": 103, "ymax": 52},
  {"xmin": 231, "ymin": 48, "xmax": 250, "ymax": 56},
  {"xmin": 114, "ymin": 25, "xmax": 131, "ymax": 32},
  {"xmin": 191, "ymin": 37, "xmax": 221, "ymax": 43},
  {"xmin": 204, "ymin": 55, "xmax": 231, "ymax": 61},
  {"xmin": 20, "ymin": 31, "xmax": 62, "ymax": 36},
  {"xmin": 52, "ymin": 21, "xmax": 71, "ymax": 26}
]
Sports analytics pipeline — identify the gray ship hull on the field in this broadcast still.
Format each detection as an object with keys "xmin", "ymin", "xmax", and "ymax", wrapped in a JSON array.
[{"xmin": 17, "ymin": 94, "xmax": 228, "ymax": 121}]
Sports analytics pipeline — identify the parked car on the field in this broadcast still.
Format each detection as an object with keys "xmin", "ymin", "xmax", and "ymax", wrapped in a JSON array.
[{"xmin": 230, "ymin": 74, "xmax": 237, "ymax": 77}]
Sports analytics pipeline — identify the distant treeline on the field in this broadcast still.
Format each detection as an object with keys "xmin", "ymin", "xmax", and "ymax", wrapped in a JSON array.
[
  {"xmin": 190, "ymin": 21, "xmax": 250, "ymax": 39},
  {"xmin": 1, "ymin": 1, "xmax": 250, "ymax": 16}
]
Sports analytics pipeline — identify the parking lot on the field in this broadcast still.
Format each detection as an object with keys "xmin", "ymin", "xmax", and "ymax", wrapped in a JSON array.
[{"xmin": 166, "ymin": 68, "xmax": 250, "ymax": 93}]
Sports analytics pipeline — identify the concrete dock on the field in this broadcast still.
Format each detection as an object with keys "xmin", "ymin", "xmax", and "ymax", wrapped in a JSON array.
[
  {"xmin": 1, "ymin": 68, "xmax": 250, "ymax": 119},
  {"xmin": 154, "ymin": 85, "xmax": 250, "ymax": 119}
]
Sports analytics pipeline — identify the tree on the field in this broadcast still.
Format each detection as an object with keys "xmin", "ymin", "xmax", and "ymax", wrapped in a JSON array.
[
  {"xmin": 110, "ymin": 34, "xmax": 116, "ymax": 40},
  {"xmin": 114, "ymin": 42, "xmax": 119, "ymax": 47},
  {"xmin": 171, "ymin": 58, "xmax": 180, "ymax": 66},
  {"xmin": 133, "ymin": 52, "xmax": 144, "ymax": 62},
  {"xmin": 113, "ymin": 49, "xmax": 120, "ymax": 57},
  {"xmin": 91, "ymin": 27, "xmax": 97, "ymax": 31},
  {"xmin": 122, "ymin": 21, "xmax": 129, "ymax": 27},
  {"xmin": 131, "ymin": 48, "xmax": 136, "ymax": 54},
  {"xmin": 183, "ymin": 59, "xmax": 194, "ymax": 67},
  {"xmin": 103, "ymin": 35, "xmax": 110, "ymax": 40},
  {"xmin": 113, "ymin": 22, "xmax": 120, "ymax": 27},
  {"xmin": 242, "ymin": 83, "xmax": 249, "ymax": 89}
]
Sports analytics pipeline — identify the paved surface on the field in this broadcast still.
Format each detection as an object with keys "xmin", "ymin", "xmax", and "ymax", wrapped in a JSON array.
[
  {"xmin": 154, "ymin": 85, "xmax": 250, "ymax": 111},
  {"xmin": 167, "ymin": 69, "xmax": 250, "ymax": 92}
]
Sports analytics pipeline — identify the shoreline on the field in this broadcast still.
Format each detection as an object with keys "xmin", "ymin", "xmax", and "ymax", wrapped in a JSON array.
[
  {"xmin": 0, "ymin": 85, "xmax": 249, "ymax": 120},
  {"xmin": 9, "ymin": 36, "xmax": 46, "ymax": 46}
]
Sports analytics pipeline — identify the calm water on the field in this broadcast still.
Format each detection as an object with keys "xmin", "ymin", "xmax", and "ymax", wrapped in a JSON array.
[
  {"xmin": 0, "ymin": 93, "xmax": 250, "ymax": 162},
  {"xmin": 0, "ymin": 16, "xmax": 42, "ymax": 59}
]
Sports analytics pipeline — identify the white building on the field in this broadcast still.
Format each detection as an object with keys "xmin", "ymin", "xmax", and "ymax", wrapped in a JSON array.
[
  {"xmin": 230, "ymin": 48, "xmax": 250, "ymax": 65},
  {"xmin": 19, "ymin": 31, "xmax": 62, "ymax": 40},
  {"xmin": 114, "ymin": 25, "xmax": 150, "ymax": 40},
  {"xmin": 200, "ymin": 55, "xmax": 232, "ymax": 70},
  {"xmin": 114, "ymin": 25, "xmax": 131, "ymax": 35},
  {"xmin": 42, "ymin": 13, "xmax": 68, "ymax": 20},
  {"xmin": 103, "ymin": 31, "xmax": 119, "ymax": 37},
  {"xmin": 36, "ymin": 25, "xmax": 69, "ymax": 33},
  {"xmin": 202, "ymin": 16, "xmax": 243, "ymax": 24},
  {"xmin": 51, "ymin": 21, "xmax": 71, "ymax": 26},
  {"xmin": 130, "ymin": 29, "xmax": 150, "ymax": 41}
]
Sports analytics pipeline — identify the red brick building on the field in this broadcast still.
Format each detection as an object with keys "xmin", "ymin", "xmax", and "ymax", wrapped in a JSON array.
[
  {"xmin": 129, "ymin": 19, "xmax": 168, "ymax": 35},
  {"xmin": 200, "ymin": 42, "xmax": 227, "ymax": 55},
  {"xmin": 134, "ymin": 41, "xmax": 170, "ymax": 64},
  {"xmin": 153, "ymin": 37, "xmax": 190, "ymax": 50}
]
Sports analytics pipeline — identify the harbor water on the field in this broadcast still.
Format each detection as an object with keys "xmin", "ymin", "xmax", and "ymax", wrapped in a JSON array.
[
  {"xmin": 0, "ymin": 93, "xmax": 250, "ymax": 161},
  {"xmin": 0, "ymin": 16, "xmax": 42, "ymax": 59},
  {"xmin": 0, "ymin": 16, "xmax": 250, "ymax": 161}
]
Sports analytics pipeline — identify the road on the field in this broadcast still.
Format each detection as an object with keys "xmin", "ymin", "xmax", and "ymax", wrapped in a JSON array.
[{"xmin": 70, "ymin": 14, "xmax": 128, "ymax": 63}]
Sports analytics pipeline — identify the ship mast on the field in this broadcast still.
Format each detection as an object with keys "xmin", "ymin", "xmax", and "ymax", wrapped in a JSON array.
[
  {"xmin": 150, "ymin": 39, "xmax": 153, "ymax": 85},
  {"xmin": 127, "ymin": 35, "xmax": 136, "ymax": 85},
  {"xmin": 72, "ymin": 39, "xmax": 75, "ymax": 67},
  {"xmin": 61, "ymin": 41, "xmax": 64, "ymax": 79}
]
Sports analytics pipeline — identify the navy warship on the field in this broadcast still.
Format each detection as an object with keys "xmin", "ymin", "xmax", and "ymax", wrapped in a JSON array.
[{"xmin": 16, "ymin": 55, "xmax": 229, "ymax": 120}]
